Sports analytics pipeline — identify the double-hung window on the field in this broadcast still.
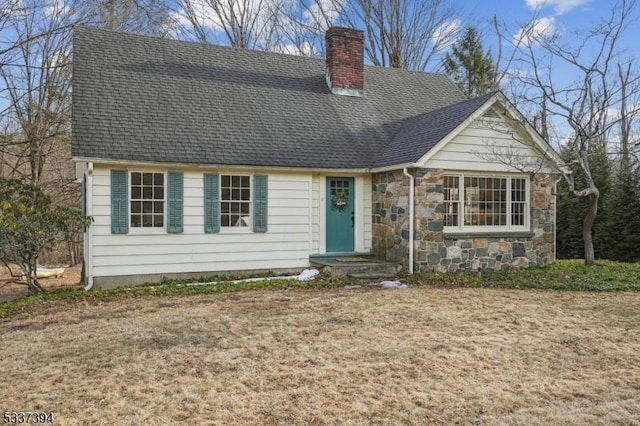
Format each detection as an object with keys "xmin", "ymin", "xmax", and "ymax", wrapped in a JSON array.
[
  {"xmin": 203, "ymin": 173, "xmax": 268, "ymax": 233},
  {"xmin": 221, "ymin": 175, "xmax": 251, "ymax": 227},
  {"xmin": 110, "ymin": 169, "xmax": 183, "ymax": 234},
  {"xmin": 443, "ymin": 174, "xmax": 529, "ymax": 232},
  {"xmin": 130, "ymin": 172, "xmax": 164, "ymax": 228}
]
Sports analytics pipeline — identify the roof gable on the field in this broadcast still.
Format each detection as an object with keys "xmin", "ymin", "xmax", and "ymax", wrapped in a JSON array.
[
  {"xmin": 410, "ymin": 91, "xmax": 565, "ymax": 173},
  {"xmin": 374, "ymin": 93, "xmax": 495, "ymax": 168}
]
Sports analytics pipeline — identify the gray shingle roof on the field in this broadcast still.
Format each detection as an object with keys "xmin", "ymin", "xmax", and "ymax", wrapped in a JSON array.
[{"xmin": 72, "ymin": 26, "xmax": 485, "ymax": 170}]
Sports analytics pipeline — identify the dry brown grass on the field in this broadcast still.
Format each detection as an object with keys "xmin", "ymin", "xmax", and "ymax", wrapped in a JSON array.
[
  {"xmin": 1, "ymin": 287, "xmax": 640, "ymax": 425},
  {"xmin": 0, "ymin": 265, "xmax": 82, "ymax": 300}
]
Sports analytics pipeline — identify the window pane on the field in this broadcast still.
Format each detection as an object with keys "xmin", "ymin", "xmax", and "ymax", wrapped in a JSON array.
[
  {"xmin": 464, "ymin": 176, "xmax": 507, "ymax": 227},
  {"xmin": 132, "ymin": 186, "xmax": 141, "ymax": 199},
  {"xmin": 143, "ymin": 201, "xmax": 153, "ymax": 213},
  {"xmin": 241, "ymin": 203, "xmax": 249, "ymax": 214},
  {"xmin": 131, "ymin": 201, "xmax": 141, "ymax": 214},
  {"xmin": 511, "ymin": 178, "xmax": 527, "ymax": 227},
  {"xmin": 154, "ymin": 173, "xmax": 163, "ymax": 185},
  {"xmin": 231, "ymin": 202, "xmax": 240, "ymax": 213},
  {"xmin": 132, "ymin": 172, "xmax": 141, "ymax": 185},
  {"xmin": 232, "ymin": 189, "xmax": 240, "ymax": 200},
  {"xmin": 131, "ymin": 214, "xmax": 141, "ymax": 227},
  {"xmin": 154, "ymin": 214, "xmax": 164, "ymax": 227},
  {"xmin": 241, "ymin": 189, "xmax": 250, "ymax": 200},
  {"xmin": 221, "ymin": 215, "xmax": 230, "ymax": 227},
  {"xmin": 241, "ymin": 176, "xmax": 249, "ymax": 187},
  {"xmin": 141, "ymin": 214, "xmax": 151, "ymax": 227},
  {"xmin": 143, "ymin": 187, "xmax": 153, "ymax": 199},
  {"xmin": 143, "ymin": 173, "xmax": 152, "ymax": 185},
  {"xmin": 444, "ymin": 175, "xmax": 460, "ymax": 227},
  {"xmin": 154, "ymin": 186, "xmax": 163, "ymax": 200},
  {"xmin": 232, "ymin": 176, "xmax": 240, "ymax": 186},
  {"xmin": 221, "ymin": 202, "xmax": 230, "ymax": 214},
  {"xmin": 154, "ymin": 201, "xmax": 163, "ymax": 213}
]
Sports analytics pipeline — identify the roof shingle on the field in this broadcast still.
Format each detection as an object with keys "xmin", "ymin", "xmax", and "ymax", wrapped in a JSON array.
[{"xmin": 72, "ymin": 26, "xmax": 484, "ymax": 169}]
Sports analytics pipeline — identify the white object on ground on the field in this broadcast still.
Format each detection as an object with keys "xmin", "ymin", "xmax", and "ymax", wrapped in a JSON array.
[
  {"xmin": 187, "ymin": 268, "xmax": 320, "ymax": 287},
  {"xmin": 32, "ymin": 266, "xmax": 65, "ymax": 279},
  {"xmin": 297, "ymin": 268, "xmax": 319, "ymax": 281},
  {"xmin": 381, "ymin": 281, "xmax": 407, "ymax": 289}
]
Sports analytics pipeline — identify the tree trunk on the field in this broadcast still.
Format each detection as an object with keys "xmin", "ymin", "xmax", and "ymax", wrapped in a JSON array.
[{"xmin": 583, "ymin": 191, "xmax": 599, "ymax": 265}]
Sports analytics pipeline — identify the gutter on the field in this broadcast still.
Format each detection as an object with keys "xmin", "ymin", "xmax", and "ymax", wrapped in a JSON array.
[
  {"xmin": 403, "ymin": 168, "xmax": 415, "ymax": 274},
  {"xmin": 71, "ymin": 156, "xmax": 371, "ymax": 175},
  {"xmin": 84, "ymin": 162, "xmax": 94, "ymax": 291}
]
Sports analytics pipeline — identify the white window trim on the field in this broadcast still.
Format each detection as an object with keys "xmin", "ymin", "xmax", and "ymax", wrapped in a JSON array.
[
  {"xmin": 128, "ymin": 170, "xmax": 167, "ymax": 235},
  {"xmin": 219, "ymin": 173, "xmax": 253, "ymax": 233},
  {"xmin": 443, "ymin": 173, "xmax": 530, "ymax": 234}
]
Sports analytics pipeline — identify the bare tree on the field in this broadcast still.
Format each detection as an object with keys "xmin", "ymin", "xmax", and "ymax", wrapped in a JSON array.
[
  {"xmin": 489, "ymin": 0, "xmax": 639, "ymax": 265},
  {"xmin": 338, "ymin": 0, "xmax": 463, "ymax": 71},
  {"xmin": 0, "ymin": 0, "xmax": 74, "ymax": 188},
  {"xmin": 78, "ymin": 0, "xmax": 174, "ymax": 36},
  {"xmin": 175, "ymin": 0, "xmax": 279, "ymax": 48},
  {"xmin": 173, "ymin": 0, "xmax": 465, "ymax": 68},
  {"xmin": 269, "ymin": 0, "xmax": 343, "ymax": 56}
]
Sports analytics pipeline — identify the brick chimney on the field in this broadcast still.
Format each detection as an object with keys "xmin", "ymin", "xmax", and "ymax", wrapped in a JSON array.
[{"xmin": 325, "ymin": 27, "xmax": 365, "ymax": 97}]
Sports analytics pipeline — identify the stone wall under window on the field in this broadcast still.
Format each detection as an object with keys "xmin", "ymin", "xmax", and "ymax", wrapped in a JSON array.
[{"xmin": 372, "ymin": 168, "xmax": 557, "ymax": 272}]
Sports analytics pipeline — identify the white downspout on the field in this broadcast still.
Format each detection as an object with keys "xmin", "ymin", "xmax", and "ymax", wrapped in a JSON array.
[
  {"xmin": 84, "ymin": 162, "xmax": 94, "ymax": 291},
  {"xmin": 553, "ymin": 176, "xmax": 562, "ymax": 263},
  {"xmin": 403, "ymin": 168, "xmax": 414, "ymax": 274}
]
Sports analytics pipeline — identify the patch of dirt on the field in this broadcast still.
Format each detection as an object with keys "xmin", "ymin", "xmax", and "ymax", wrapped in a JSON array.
[{"xmin": 0, "ymin": 264, "xmax": 83, "ymax": 298}]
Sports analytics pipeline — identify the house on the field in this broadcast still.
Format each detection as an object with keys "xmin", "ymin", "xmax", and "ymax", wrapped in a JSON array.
[{"xmin": 72, "ymin": 26, "xmax": 563, "ymax": 289}]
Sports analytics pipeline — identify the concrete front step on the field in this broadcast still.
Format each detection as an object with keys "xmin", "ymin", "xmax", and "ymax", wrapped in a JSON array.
[{"xmin": 310, "ymin": 255, "xmax": 401, "ymax": 278}]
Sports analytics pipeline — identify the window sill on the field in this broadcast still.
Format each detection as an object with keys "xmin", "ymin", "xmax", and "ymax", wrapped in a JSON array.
[
  {"xmin": 220, "ymin": 227, "xmax": 253, "ymax": 234},
  {"xmin": 127, "ymin": 227, "xmax": 168, "ymax": 235},
  {"xmin": 444, "ymin": 231, "xmax": 534, "ymax": 240}
]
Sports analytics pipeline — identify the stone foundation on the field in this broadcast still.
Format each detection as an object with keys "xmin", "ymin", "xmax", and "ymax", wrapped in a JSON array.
[{"xmin": 372, "ymin": 168, "xmax": 557, "ymax": 273}]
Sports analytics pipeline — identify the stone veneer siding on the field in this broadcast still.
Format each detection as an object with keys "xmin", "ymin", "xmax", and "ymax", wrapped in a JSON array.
[{"xmin": 372, "ymin": 168, "xmax": 557, "ymax": 272}]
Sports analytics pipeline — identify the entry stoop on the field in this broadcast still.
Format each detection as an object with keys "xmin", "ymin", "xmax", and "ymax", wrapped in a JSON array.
[{"xmin": 309, "ymin": 254, "xmax": 401, "ymax": 279}]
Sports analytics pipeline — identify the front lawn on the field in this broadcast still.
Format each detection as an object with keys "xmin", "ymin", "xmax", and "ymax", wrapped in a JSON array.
[
  {"xmin": 407, "ymin": 259, "xmax": 640, "ymax": 291},
  {"xmin": 2, "ymin": 285, "xmax": 640, "ymax": 424}
]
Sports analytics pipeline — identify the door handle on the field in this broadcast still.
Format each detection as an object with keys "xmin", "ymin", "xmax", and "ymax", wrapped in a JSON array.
[{"xmin": 351, "ymin": 211, "xmax": 354, "ymax": 228}]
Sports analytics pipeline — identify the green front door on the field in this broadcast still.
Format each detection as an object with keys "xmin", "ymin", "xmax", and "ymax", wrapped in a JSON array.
[{"xmin": 326, "ymin": 177, "xmax": 355, "ymax": 252}]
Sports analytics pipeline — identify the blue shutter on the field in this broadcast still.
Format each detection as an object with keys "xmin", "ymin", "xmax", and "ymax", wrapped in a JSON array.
[
  {"xmin": 203, "ymin": 173, "xmax": 220, "ymax": 233},
  {"xmin": 167, "ymin": 171, "xmax": 184, "ymax": 233},
  {"xmin": 110, "ymin": 169, "xmax": 128, "ymax": 234},
  {"xmin": 253, "ymin": 174, "xmax": 268, "ymax": 233}
]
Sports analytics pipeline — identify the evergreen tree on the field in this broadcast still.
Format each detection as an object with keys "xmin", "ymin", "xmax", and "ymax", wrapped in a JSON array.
[
  {"xmin": 443, "ymin": 27, "xmax": 496, "ymax": 98},
  {"xmin": 602, "ymin": 157, "xmax": 640, "ymax": 262}
]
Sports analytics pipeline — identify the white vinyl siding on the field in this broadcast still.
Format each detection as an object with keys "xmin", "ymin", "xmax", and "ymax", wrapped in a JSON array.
[
  {"xmin": 90, "ymin": 166, "xmax": 311, "ymax": 278},
  {"xmin": 311, "ymin": 175, "xmax": 321, "ymax": 253},
  {"xmin": 426, "ymin": 117, "xmax": 553, "ymax": 173}
]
